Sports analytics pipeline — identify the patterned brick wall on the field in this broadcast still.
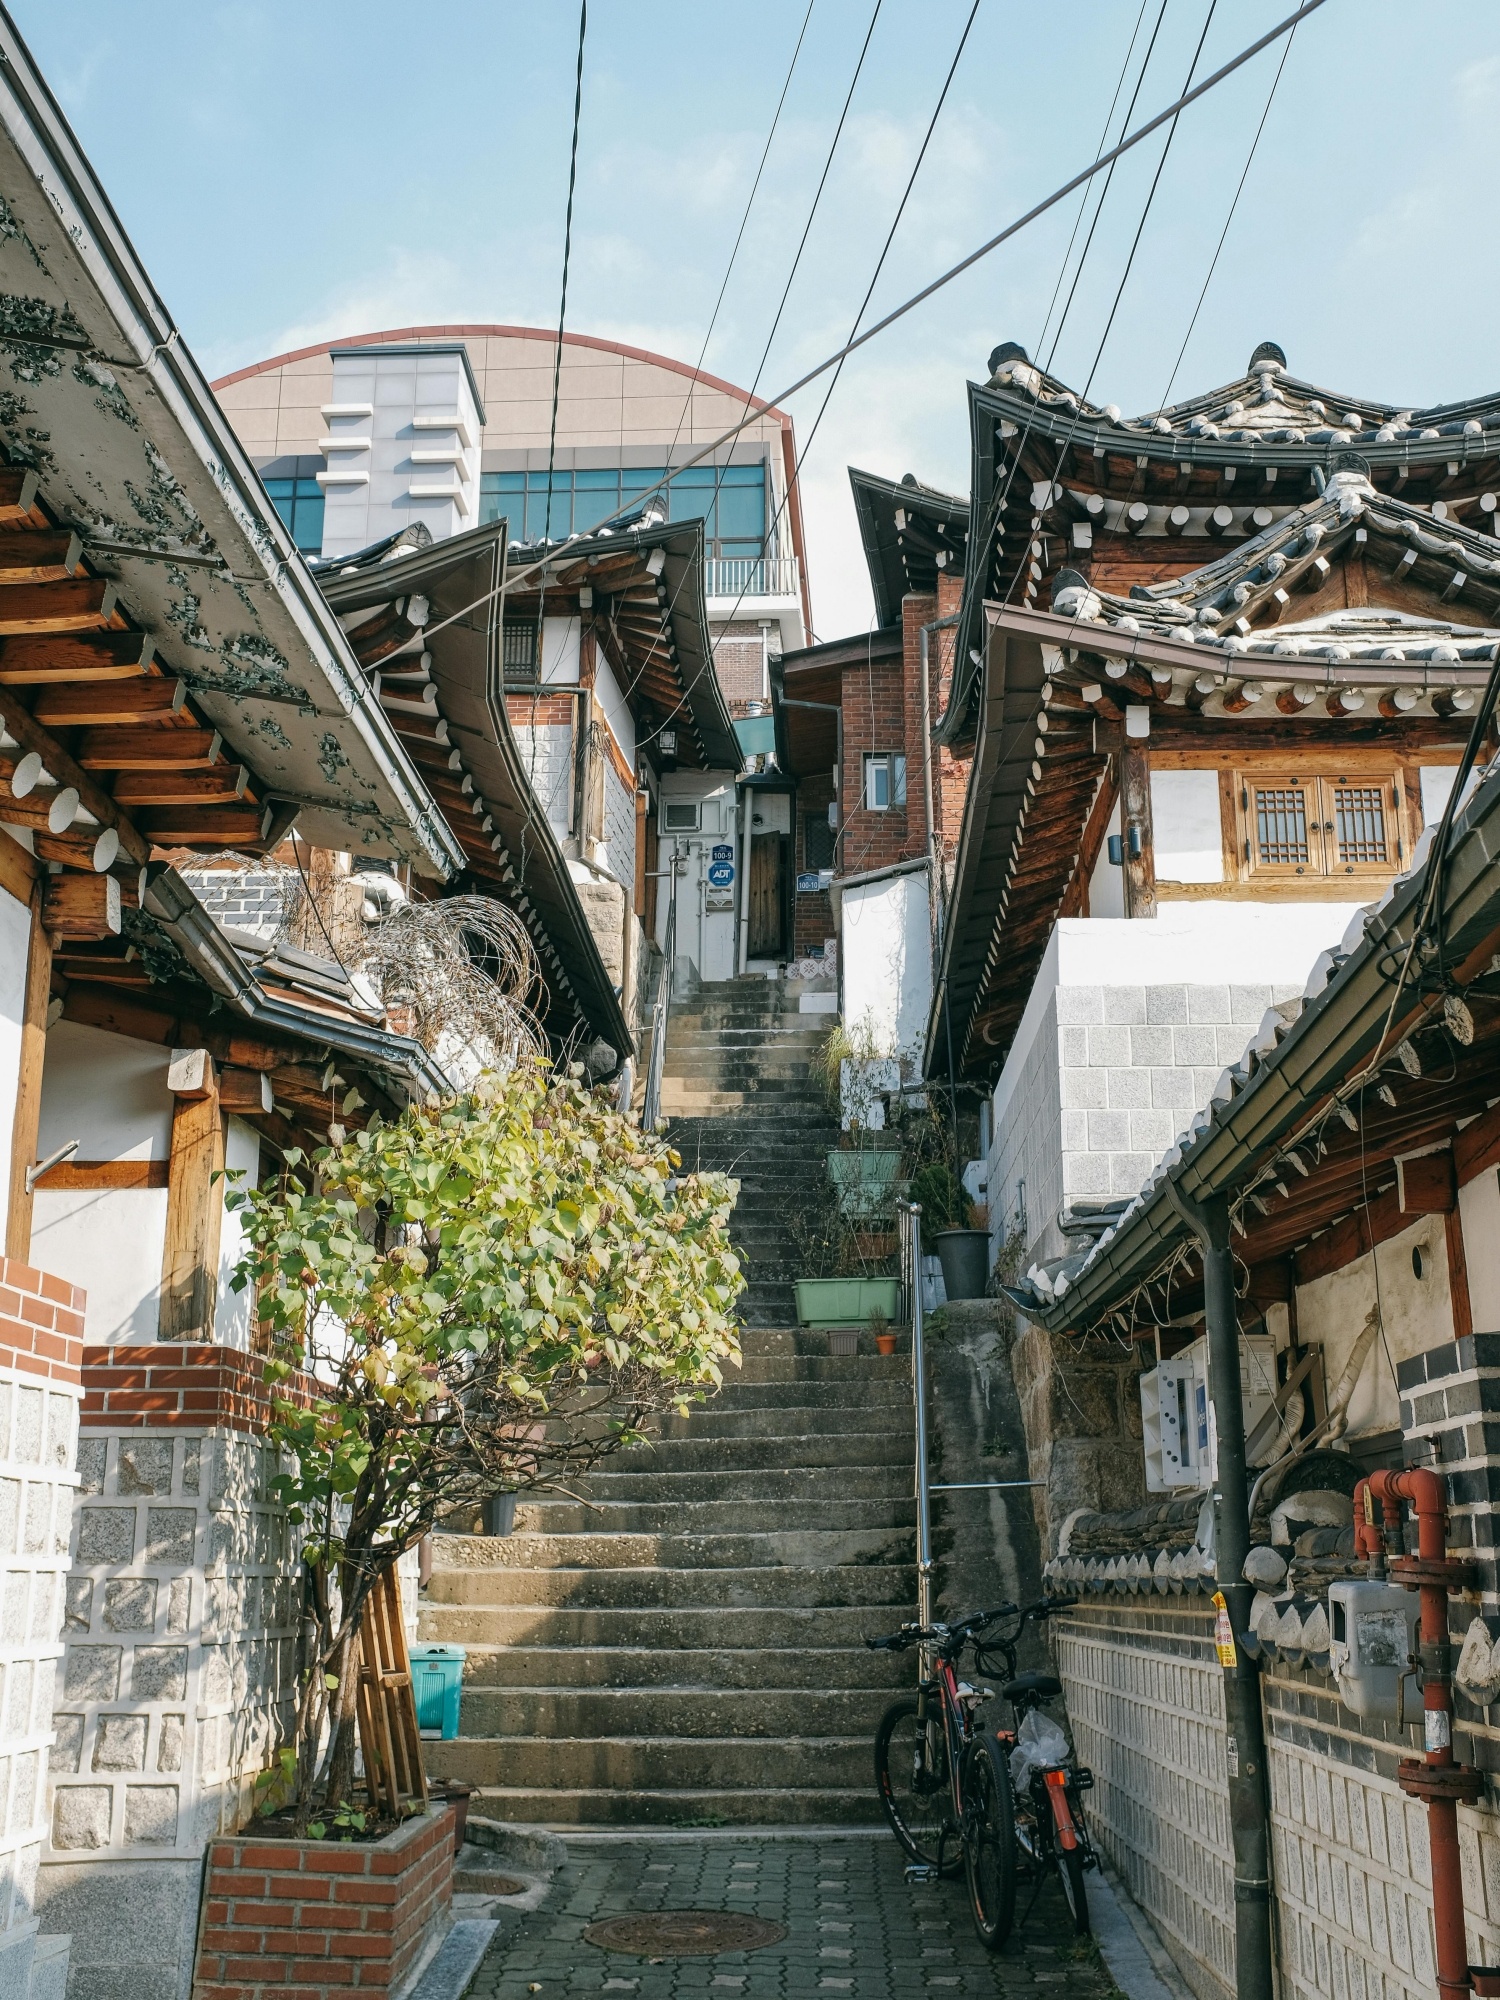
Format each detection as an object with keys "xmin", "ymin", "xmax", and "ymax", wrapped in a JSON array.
[
  {"xmin": 710, "ymin": 621, "xmax": 765, "ymax": 706},
  {"xmin": 194, "ymin": 1802, "xmax": 454, "ymax": 1999},
  {"xmin": 1054, "ymin": 1602, "xmax": 1234, "ymax": 2000},
  {"xmin": 178, "ymin": 868, "xmax": 290, "ymax": 941}
]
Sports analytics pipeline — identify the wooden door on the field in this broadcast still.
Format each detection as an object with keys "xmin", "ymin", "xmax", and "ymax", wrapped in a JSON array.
[{"xmin": 749, "ymin": 834, "xmax": 784, "ymax": 957}]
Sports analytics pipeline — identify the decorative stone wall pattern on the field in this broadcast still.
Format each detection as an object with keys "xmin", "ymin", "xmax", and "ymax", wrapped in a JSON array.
[
  {"xmin": 0, "ymin": 1257, "xmax": 83, "ymax": 1995},
  {"xmin": 1054, "ymin": 1602, "xmax": 1234, "ymax": 2000},
  {"xmin": 177, "ymin": 868, "xmax": 290, "ymax": 941},
  {"xmin": 602, "ymin": 761, "xmax": 636, "ymax": 900}
]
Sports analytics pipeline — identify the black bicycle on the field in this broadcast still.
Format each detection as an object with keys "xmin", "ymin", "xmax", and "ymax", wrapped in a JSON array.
[{"xmin": 867, "ymin": 1598, "xmax": 1096, "ymax": 1947}]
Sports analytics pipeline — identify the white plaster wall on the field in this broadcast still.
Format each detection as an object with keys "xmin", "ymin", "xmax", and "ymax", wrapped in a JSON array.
[
  {"xmin": 840, "ymin": 869, "xmax": 931, "ymax": 1063},
  {"xmin": 1088, "ymin": 797, "xmax": 1124, "ymax": 917},
  {"xmin": 0, "ymin": 884, "xmax": 31, "ymax": 1224},
  {"xmin": 1152, "ymin": 769, "xmax": 1223, "ymax": 883},
  {"xmin": 592, "ymin": 651, "xmax": 635, "ymax": 769},
  {"xmin": 1460, "ymin": 1168, "xmax": 1500, "ymax": 1334},
  {"xmin": 1292, "ymin": 1212, "xmax": 1454, "ymax": 1438},
  {"xmin": 1421, "ymin": 765, "xmax": 1478, "ymax": 825},
  {"xmin": 657, "ymin": 776, "xmax": 738, "ymax": 983},
  {"xmin": 31, "ymin": 1024, "xmax": 173, "ymax": 1348},
  {"xmin": 539, "ymin": 616, "xmax": 581, "ymax": 687},
  {"xmin": 214, "ymin": 1122, "xmax": 262, "ymax": 1355}
]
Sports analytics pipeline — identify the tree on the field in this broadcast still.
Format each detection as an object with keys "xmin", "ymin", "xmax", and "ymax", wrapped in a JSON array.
[{"xmin": 230, "ymin": 1060, "xmax": 743, "ymax": 1820}]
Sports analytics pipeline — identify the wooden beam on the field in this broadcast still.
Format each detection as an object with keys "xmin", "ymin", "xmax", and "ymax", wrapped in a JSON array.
[
  {"xmin": 219, "ymin": 1066, "xmax": 274, "ymax": 1116},
  {"xmin": 4, "ymin": 884, "xmax": 50, "ymax": 1260},
  {"xmin": 33, "ymin": 678, "xmax": 186, "ymax": 728},
  {"xmin": 1396, "ymin": 1150, "xmax": 1456, "ymax": 1215},
  {"xmin": 112, "ymin": 767, "xmax": 251, "ymax": 807},
  {"xmin": 1120, "ymin": 740, "xmax": 1156, "ymax": 919},
  {"xmin": 31, "ymin": 1159, "xmax": 169, "ymax": 1191},
  {"xmin": 159, "ymin": 1054, "xmax": 223, "ymax": 1341},
  {"xmin": 0, "ymin": 826, "xmax": 37, "ymax": 904},
  {"xmin": 1455, "ymin": 1100, "xmax": 1500, "ymax": 1187},
  {"xmin": 0, "ymin": 468, "xmax": 40, "ymax": 523},
  {"xmin": 134, "ymin": 805, "xmax": 265, "ymax": 847},
  {"xmin": 0, "ymin": 579, "xmax": 115, "ymax": 635},
  {"xmin": 0, "ymin": 531, "xmax": 82, "ymax": 583},
  {"xmin": 1446, "ymin": 1206, "xmax": 1474, "ymax": 1345},
  {"xmin": 1294, "ymin": 1186, "xmax": 1407, "ymax": 1287},
  {"xmin": 0, "ymin": 687, "xmax": 149, "ymax": 865},
  {"xmin": 42, "ymin": 873, "xmax": 121, "ymax": 940},
  {"xmin": 77, "ymin": 727, "xmax": 221, "ymax": 771},
  {"xmin": 0, "ymin": 630, "xmax": 154, "ymax": 685}
]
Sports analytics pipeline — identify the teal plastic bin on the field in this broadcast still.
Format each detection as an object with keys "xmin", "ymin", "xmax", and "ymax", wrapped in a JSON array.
[{"xmin": 411, "ymin": 1644, "xmax": 465, "ymax": 1740}]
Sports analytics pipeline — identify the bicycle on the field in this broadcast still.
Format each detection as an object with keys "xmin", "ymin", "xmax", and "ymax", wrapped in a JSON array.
[{"xmin": 867, "ymin": 1597, "xmax": 1097, "ymax": 1948}]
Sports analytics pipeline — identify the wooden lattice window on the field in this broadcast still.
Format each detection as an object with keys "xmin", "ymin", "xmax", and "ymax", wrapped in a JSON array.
[{"xmin": 1240, "ymin": 772, "xmax": 1401, "ymax": 879}]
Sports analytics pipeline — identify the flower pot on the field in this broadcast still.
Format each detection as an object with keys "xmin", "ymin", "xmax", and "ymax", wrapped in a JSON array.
[
  {"xmin": 875, "ymin": 1332, "xmax": 899, "ymax": 1357},
  {"xmin": 827, "ymin": 1328, "xmax": 859, "ymax": 1357},
  {"xmin": 826, "ymin": 1150, "xmax": 904, "ymax": 1219},
  {"xmin": 793, "ymin": 1277, "xmax": 903, "ymax": 1327},
  {"xmin": 934, "ymin": 1228, "xmax": 990, "ymax": 1302}
]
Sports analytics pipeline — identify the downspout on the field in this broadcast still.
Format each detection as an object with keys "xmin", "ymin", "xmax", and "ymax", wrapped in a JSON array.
[
  {"xmin": 1162, "ymin": 1181, "xmax": 1274, "ymax": 2000},
  {"xmin": 737, "ymin": 783, "xmax": 754, "ymax": 975},
  {"xmin": 1357, "ymin": 1468, "xmax": 1488, "ymax": 2000},
  {"xmin": 918, "ymin": 614, "xmax": 959, "ymax": 957}
]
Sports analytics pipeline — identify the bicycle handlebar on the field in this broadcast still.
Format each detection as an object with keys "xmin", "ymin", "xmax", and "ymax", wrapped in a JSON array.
[{"xmin": 866, "ymin": 1596, "xmax": 1073, "ymax": 1657}]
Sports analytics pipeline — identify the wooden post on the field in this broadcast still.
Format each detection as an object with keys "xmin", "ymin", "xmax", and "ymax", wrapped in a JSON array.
[
  {"xmin": 1120, "ymin": 739, "xmax": 1157, "ymax": 919},
  {"xmin": 5, "ymin": 882, "xmax": 51, "ymax": 1261},
  {"xmin": 158, "ymin": 1048, "xmax": 223, "ymax": 1341},
  {"xmin": 1445, "ymin": 1207, "xmax": 1474, "ymax": 1346}
]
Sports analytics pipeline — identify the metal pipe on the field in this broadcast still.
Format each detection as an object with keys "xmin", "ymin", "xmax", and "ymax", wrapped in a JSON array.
[
  {"xmin": 1163, "ymin": 1182, "xmax": 1275, "ymax": 2000},
  {"xmin": 900, "ymin": 1200, "xmax": 935, "ymax": 1630},
  {"xmin": 737, "ymin": 784, "xmax": 754, "ymax": 976},
  {"xmin": 1361, "ymin": 1468, "xmax": 1485, "ymax": 2000}
]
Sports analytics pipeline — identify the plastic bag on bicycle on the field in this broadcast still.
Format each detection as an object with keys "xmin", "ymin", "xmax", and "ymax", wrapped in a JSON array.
[{"xmin": 1008, "ymin": 1709, "xmax": 1070, "ymax": 1792}]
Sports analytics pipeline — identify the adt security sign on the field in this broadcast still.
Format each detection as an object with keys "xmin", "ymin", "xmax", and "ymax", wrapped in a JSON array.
[
  {"xmin": 707, "ymin": 861, "xmax": 735, "ymax": 889},
  {"xmin": 711, "ymin": 844, "xmax": 734, "ymax": 864}
]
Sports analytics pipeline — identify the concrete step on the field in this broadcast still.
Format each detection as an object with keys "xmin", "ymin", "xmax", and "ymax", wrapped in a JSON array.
[
  {"xmin": 654, "ymin": 1405, "xmax": 910, "ymax": 1438},
  {"xmin": 421, "ymin": 1604, "xmax": 914, "ymax": 1651},
  {"xmin": 426, "ymin": 1732, "xmax": 875, "ymax": 1791},
  {"xmin": 605, "ymin": 1431, "xmax": 912, "ymax": 1473},
  {"xmin": 422, "ymin": 1527, "xmax": 914, "ymax": 1570},
  {"xmin": 457, "ymin": 1643, "xmax": 911, "ymax": 1689},
  {"xmin": 454, "ymin": 1686, "xmax": 895, "ymax": 1739},
  {"xmin": 423, "ymin": 1561, "xmax": 916, "ymax": 1610},
  {"xmin": 666, "ymin": 1379, "xmax": 911, "ymax": 1410},
  {"xmin": 512, "ymin": 1496, "xmax": 916, "ymax": 1536},
  {"xmin": 568, "ymin": 1464, "xmax": 911, "ymax": 1503},
  {"xmin": 451, "ymin": 1786, "xmax": 882, "ymax": 1828}
]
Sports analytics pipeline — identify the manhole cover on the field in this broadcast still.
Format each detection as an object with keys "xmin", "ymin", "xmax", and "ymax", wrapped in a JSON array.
[
  {"xmin": 453, "ymin": 1870, "xmax": 527, "ymax": 1897},
  {"xmin": 583, "ymin": 1911, "xmax": 788, "ymax": 1957}
]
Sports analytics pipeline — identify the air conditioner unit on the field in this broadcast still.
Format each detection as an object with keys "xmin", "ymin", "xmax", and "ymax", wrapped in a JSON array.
[
  {"xmin": 662, "ymin": 801, "xmax": 700, "ymax": 833},
  {"xmin": 1140, "ymin": 1335, "xmax": 1277, "ymax": 1493}
]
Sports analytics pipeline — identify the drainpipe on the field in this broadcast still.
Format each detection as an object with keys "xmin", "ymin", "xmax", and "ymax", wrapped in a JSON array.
[
  {"xmin": 737, "ymin": 784, "xmax": 754, "ymax": 976},
  {"xmin": 918, "ymin": 614, "xmax": 959, "ymax": 957},
  {"xmin": 1162, "ymin": 1181, "xmax": 1274, "ymax": 2000},
  {"xmin": 1358, "ymin": 1468, "xmax": 1487, "ymax": 2000}
]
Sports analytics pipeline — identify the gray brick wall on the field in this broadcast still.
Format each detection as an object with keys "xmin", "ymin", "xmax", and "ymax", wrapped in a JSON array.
[{"xmin": 179, "ymin": 868, "xmax": 290, "ymax": 941}]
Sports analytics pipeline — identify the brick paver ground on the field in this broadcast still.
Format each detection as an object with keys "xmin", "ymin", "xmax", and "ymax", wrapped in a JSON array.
[{"xmin": 468, "ymin": 1835, "xmax": 1124, "ymax": 1999}]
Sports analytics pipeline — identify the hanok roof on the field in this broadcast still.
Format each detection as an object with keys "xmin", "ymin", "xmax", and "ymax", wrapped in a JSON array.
[
  {"xmin": 1009, "ymin": 761, "xmax": 1500, "ymax": 1340},
  {"xmin": 849, "ymin": 468, "xmax": 969, "ymax": 630},
  {"xmin": 0, "ymin": 25, "xmax": 460, "ymax": 877},
  {"xmin": 772, "ymin": 626, "xmax": 903, "ymax": 778},
  {"xmin": 316, "ymin": 519, "xmax": 632, "ymax": 1056}
]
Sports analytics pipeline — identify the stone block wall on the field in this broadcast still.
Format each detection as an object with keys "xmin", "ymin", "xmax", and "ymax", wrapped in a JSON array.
[
  {"xmin": 0, "ymin": 1257, "xmax": 82, "ymax": 2000},
  {"xmin": 177, "ymin": 868, "xmax": 290, "ymax": 941},
  {"xmin": 39, "ymin": 1348, "xmax": 302, "ymax": 2000},
  {"xmin": 1053, "ymin": 1601, "xmax": 1234, "ymax": 2000},
  {"xmin": 1010, "ymin": 1324, "xmax": 1145, "ymax": 1554}
]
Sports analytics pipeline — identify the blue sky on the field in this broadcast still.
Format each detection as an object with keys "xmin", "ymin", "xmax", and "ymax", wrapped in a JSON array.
[{"xmin": 14, "ymin": 1, "xmax": 1500, "ymax": 636}]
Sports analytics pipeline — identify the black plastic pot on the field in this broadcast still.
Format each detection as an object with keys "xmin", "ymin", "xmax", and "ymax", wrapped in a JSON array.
[
  {"xmin": 483, "ymin": 1491, "xmax": 517, "ymax": 1536},
  {"xmin": 934, "ymin": 1228, "xmax": 990, "ymax": 1302}
]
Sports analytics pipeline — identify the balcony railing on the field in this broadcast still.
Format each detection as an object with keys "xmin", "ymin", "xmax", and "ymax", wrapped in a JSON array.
[{"xmin": 703, "ymin": 555, "xmax": 801, "ymax": 601}]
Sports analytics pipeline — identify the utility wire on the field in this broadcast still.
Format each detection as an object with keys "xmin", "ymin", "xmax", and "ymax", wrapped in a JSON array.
[
  {"xmin": 543, "ymin": 1, "xmax": 588, "ymax": 543},
  {"xmin": 415, "ymin": 0, "xmax": 1328, "ymax": 653}
]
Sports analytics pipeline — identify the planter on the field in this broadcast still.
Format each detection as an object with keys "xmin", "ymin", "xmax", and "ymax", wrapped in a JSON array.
[
  {"xmin": 793, "ymin": 1277, "xmax": 902, "ymax": 1327},
  {"xmin": 430, "ymin": 1780, "xmax": 473, "ymax": 1851},
  {"xmin": 875, "ymin": 1332, "xmax": 899, "ymax": 1357},
  {"xmin": 827, "ymin": 1328, "xmax": 859, "ymax": 1357},
  {"xmin": 934, "ymin": 1228, "xmax": 990, "ymax": 1302},
  {"xmin": 193, "ymin": 1803, "xmax": 455, "ymax": 2000},
  {"xmin": 826, "ymin": 1150, "xmax": 904, "ymax": 1219}
]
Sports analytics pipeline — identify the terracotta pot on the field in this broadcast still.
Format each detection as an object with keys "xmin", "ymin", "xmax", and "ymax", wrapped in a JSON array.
[{"xmin": 875, "ymin": 1333, "xmax": 898, "ymax": 1357}]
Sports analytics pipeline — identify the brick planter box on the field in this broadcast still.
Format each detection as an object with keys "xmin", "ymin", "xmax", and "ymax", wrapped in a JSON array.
[{"xmin": 192, "ymin": 1804, "xmax": 454, "ymax": 1999}]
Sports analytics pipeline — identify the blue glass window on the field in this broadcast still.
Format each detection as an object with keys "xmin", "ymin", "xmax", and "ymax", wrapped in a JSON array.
[
  {"xmin": 479, "ymin": 463, "xmax": 765, "ymax": 555},
  {"xmin": 263, "ymin": 475, "xmax": 325, "ymax": 555}
]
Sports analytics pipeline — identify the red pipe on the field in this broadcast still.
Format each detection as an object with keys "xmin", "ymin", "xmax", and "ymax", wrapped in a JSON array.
[{"xmin": 1358, "ymin": 1469, "xmax": 1481, "ymax": 2000}]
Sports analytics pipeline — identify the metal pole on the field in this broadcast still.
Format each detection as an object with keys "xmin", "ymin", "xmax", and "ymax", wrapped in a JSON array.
[
  {"xmin": 903, "ymin": 1200, "xmax": 934, "ymax": 1631},
  {"xmin": 737, "ymin": 785, "xmax": 753, "ymax": 975},
  {"xmin": 1164, "ymin": 1182, "xmax": 1274, "ymax": 2000}
]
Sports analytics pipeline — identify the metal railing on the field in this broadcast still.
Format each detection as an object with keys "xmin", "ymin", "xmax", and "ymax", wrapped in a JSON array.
[
  {"xmin": 703, "ymin": 555, "xmax": 801, "ymax": 601},
  {"xmin": 640, "ymin": 863, "xmax": 678, "ymax": 1131}
]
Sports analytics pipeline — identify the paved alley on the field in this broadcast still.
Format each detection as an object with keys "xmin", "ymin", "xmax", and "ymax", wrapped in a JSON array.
[{"xmin": 467, "ymin": 1834, "xmax": 1123, "ymax": 2000}]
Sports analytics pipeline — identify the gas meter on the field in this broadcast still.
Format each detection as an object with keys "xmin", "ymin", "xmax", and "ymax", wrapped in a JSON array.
[{"xmin": 1327, "ymin": 1579, "xmax": 1419, "ymax": 1723}]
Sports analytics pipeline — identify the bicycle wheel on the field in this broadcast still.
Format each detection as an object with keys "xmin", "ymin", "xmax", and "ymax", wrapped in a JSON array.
[
  {"xmin": 874, "ymin": 1696, "xmax": 951, "ymax": 1868},
  {"xmin": 962, "ymin": 1735, "xmax": 1017, "ymax": 1951},
  {"xmin": 1057, "ymin": 1846, "xmax": 1090, "ymax": 1934}
]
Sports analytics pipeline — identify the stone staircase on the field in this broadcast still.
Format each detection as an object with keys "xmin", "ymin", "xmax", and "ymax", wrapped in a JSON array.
[
  {"xmin": 421, "ymin": 1335, "xmax": 915, "ymax": 1825},
  {"xmin": 420, "ymin": 978, "xmax": 918, "ymax": 1827}
]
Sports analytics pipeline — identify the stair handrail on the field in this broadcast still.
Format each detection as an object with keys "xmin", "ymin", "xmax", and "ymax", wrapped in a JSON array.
[
  {"xmin": 641, "ymin": 855, "xmax": 679, "ymax": 1130},
  {"xmin": 898, "ymin": 1199, "xmax": 934, "ymax": 1631}
]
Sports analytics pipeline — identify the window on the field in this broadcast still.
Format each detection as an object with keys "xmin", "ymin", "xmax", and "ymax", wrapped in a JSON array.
[
  {"xmin": 479, "ymin": 462, "xmax": 766, "ymax": 556},
  {"xmin": 662, "ymin": 800, "xmax": 700, "ymax": 833},
  {"xmin": 1241, "ymin": 771, "xmax": 1400, "ymax": 878},
  {"xmin": 863, "ymin": 753, "xmax": 907, "ymax": 812},
  {"xmin": 804, "ymin": 812, "xmax": 835, "ymax": 871},
  {"xmin": 263, "ymin": 474, "xmax": 325, "ymax": 554},
  {"xmin": 502, "ymin": 621, "xmax": 537, "ymax": 686}
]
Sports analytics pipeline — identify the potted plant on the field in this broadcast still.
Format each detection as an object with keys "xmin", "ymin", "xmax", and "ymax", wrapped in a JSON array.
[
  {"xmin": 789, "ymin": 1184, "xmax": 901, "ymax": 1336},
  {"xmin": 870, "ymin": 1307, "xmax": 899, "ymax": 1358},
  {"xmin": 227, "ymin": 1061, "xmax": 744, "ymax": 1842},
  {"xmin": 909, "ymin": 1162, "xmax": 990, "ymax": 1301}
]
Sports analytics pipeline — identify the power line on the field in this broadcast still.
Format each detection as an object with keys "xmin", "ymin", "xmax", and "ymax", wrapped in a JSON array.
[{"xmin": 543, "ymin": 1, "xmax": 588, "ymax": 543}]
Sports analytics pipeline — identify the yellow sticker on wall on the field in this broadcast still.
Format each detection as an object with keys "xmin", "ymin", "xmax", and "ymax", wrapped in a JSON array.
[{"xmin": 1212, "ymin": 1591, "xmax": 1238, "ymax": 1669}]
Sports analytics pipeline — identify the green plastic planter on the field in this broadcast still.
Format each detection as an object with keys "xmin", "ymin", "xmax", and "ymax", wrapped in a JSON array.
[
  {"xmin": 793, "ymin": 1277, "xmax": 902, "ymax": 1327},
  {"xmin": 826, "ymin": 1151, "xmax": 904, "ymax": 1218}
]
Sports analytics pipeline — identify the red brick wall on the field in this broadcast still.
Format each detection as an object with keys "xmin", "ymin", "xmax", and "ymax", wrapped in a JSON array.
[
  {"xmin": 81, "ymin": 1344, "xmax": 312, "ymax": 1431},
  {"xmin": 793, "ymin": 776, "xmax": 835, "ymax": 956},
  {"xmin": 0, "ymin": 1254, "xmax": 83, "ymax": 1386},
  {"xmin": 711, "ymin": 620, "xmax": 767, "ymax": 707},
  {"xmin": 194, "ymin": 1804, "xmax": 454, "ymax": 1999}
]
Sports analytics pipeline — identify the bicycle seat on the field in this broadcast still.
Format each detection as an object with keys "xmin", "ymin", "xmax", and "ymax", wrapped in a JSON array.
[{"xmin": 1003, "ymin": 1671, "xmax": 1062, "ymax": 1702}]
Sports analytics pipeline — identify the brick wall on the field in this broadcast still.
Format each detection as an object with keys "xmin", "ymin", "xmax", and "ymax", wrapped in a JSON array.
[
  {"xmin": 179, "ymin": 868, "xmax": 291, "ymax": 942},
  {"xmin": 0, "ymin": 1257, "xmax": 85, "ymax": 1387},
  {"xmin": 710, "ymin": 621, "xmax": 765, "ymax": 706},
  {"xmin": 194, "ymin": 1803, "xmax": 454, "ymax": 1999},
  {"xmin": 80, "ymin": 1344, "xmax": 309, "ymax": 1433},
  {"xmin": 793, "ymin": 777, "xmax": 835, "ymax": 957}
]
